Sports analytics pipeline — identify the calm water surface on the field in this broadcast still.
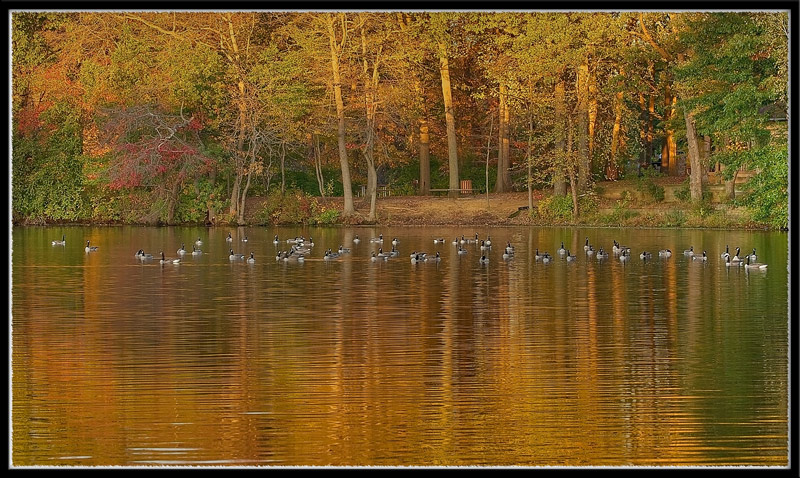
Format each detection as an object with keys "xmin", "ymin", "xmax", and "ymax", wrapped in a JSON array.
[{"xmin": 11, "ymin": 226, "xmax": 789, "ymax": 467}]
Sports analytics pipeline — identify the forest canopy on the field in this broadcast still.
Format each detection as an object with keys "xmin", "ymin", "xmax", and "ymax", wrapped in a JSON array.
[{"xmin": 10, "ymin": 10, "xmax": 790, "ymax": 228}]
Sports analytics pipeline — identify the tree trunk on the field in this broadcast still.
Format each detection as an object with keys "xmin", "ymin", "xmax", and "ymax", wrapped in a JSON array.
[
  {"xmin": 280, "ymin": 141, "xmax": 286, "ymax": 195},
  {"xmin": 527, "ymin": 112, "xmax": 533, "ymax": 211},
  {"xmin": 684, "ymin": 110, "xmax": 705, "ymax": 202},
  {"xmin": 327, "ymin": 14, "xmax": 355, "ymax": 215},
  {"xmin": 608, "ymin": 83, "xmax": 623, "ymax": 180},
  {"xmin": 662, "ymin": 81, "xmax": 677, "ymax": 175},
  {"xmin": 438, "ymin": 44, "xmax": 459, "ymax": 199},
  {"xmin": 576, "ymin": 55, "xmax": 590, "ymax": 193},
  {"xmin": 419, "ymin": 116, "xmax": 430, "ymax": 195},
  {"xmin": 553, "ymin": 79, "xmax": 567, "ymax": 196},
  {"xmin": 494, "ymin": 82, "xmax": 511, "ymax": 193},
  {"xmin": 588, "ymin": 57, "xmax": 598, "ymax": 174},
  {"xmin": 313, "ymin": 133, "xmax": 325, "ymax": 197},
  {"xmin": 567, "ymin": 113, "xmax": 579, "ymax": 218}
]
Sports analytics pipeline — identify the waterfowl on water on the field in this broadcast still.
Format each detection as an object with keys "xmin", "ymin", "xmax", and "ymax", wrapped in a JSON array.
[
  {"xmin": 502, "ymin": 250, "xmax": 514, "ymax": 260},
  {"xmin": 585, "ymin": 245, "xmax": 595, "ymax": 257},
  {"xmin": 557, "ymin": 242, "xmax": 566, "ymax": 255},
  {"xmin": 135, "ymin": 249, "xmax": 153, "ymax": 260},
  {"xmin": 242, "ymin": 236, "xmax": 248, "ymax": 243},
  {"xmin": 377, "ymin": 248, "xmax": 391, "ymax": 258},
  {"xmin": 371, "ymin": 234, "xmax": 384, "ymax": 243},
  {"xmin": 192, "ymin": 245, "xmax": 202, "ymax": 256},
  {"xmin": 430, "ymin": 252, "xmax": 442, "ymax": 262},
  {"xmin": 721, "ymin": 245, "xmax": 730, "ymax": 260},
  {"xmin": 619, "ymin": 249, "xmax": 630, "ymax": 263},
  {"xmin": 485, "ymin": 236, "xmax": 492, "ymax": 247},
  {"xmin": 411, "ymin": 253, "xmax": 423, "ymax": 264},
  {"xmin": 229, "ymin": 249, "xmax": 245, "ymax": 261},
  {"xmin": 452, "ymin": 237, "xmax": 460, "ymax": 245},
  {"xmin": 683, "ymin": 246, "xmax": 695, "ymax": 257},
  {"xmin": 658, "ymin": 249, "xmax": 672, "ymax": 258},
  {"xmin": 640, "ymin": 251, "xmax": 652, "ymax": 260},
  {"xmin": 85, "ymin": 241, "xmax": 98, "ymax": 252},
  {"xmin": 195, "ymin": 237, "xmax": 203, "ymax": 246},
  {"xmin": 541, "ymin": 254, "xmax": 551, "ymax": 264},
  {"xmin": 323, "ymin": 249, "xmax": 341, "ymax": 260},
  {"xmin": 584, "ymin": 237, "xmax": 591, "ymax": 251},
  {"xmin": 353, "ymin": 235, "xmax": 361, "ymax": 244},
  {"xmin": 457, "ymin": 247, "xmax": 468, "ymax": 255},
  {"xmin": 479, "ymin": 255, "xmax": 490, "ymax": 264},
  {"xmin": 746, "ymin": 248, "xmax": 757, "ymax": 262},
  {"xmin": 226, "ymin": 232, "xmax": 233, "ymax": 242},
  {"xmin": 389, "ymin": 246, "xmax": 400, "ymax": 258},
  {"xmin": 730, "ymin": 247, "xmax": 743, "ymax": 265},
  {"xmin": 273, "ymin": 235, "xmax": 280, "ymax": 245},
  {"xmin": 392, "ymin": 237, "xmax": 399, "ymax": 246},
  {"xmin": 177, "ymin": 243, "xmax": 186, "ymax": 255},
  {"xmin": 247, "ymin": 252, "xmax": 255, "ymax": 263},
  {"xmin": 566, "ymin": 250, "xmax": 577, "ymax": 262},
  {"xmin": 480, "ymin": 240, "xmax": 489, "ymax": 251},
  {"xmin": 433, "ymin": 238, "xmax": 445, "ymax": 244},
  {"xmin": 692, "ymin": 251, "xmax": 708, "ymax": 261},
  {"xmin": 52, "ymin": 234, "xmax": 66, "ymax": 246},
  {"xmin": 596, "ymin": 248, "xmax": 609, "ymax": 260},
  {"xmin": 338, "ymin": 245, "xmax": 351, "ymax": 254},
  {"xmin": 744, "ymin": 256, "xmax": 768, "ymax": 270},
  {"xmin": 160, "ymin": 251, "xmax": 180, "ymax": 264}
]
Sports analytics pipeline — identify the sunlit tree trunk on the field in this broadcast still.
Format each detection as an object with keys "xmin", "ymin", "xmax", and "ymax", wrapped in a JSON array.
[
  {"xmin": 567, "ymin": 113, "xmax": 579, "ymax": 217},
  {"xmin": 360, "ymin": 20, "xmax": 380, "ymax": 222},
  {"xmin": 662, "ymin": 81, "xmax": 677, "ymax": 175},
  {"xmin": 576, "ymin": 54, "xmax": 590, "ymax": 192},
  {"xmin": 553, "ymin": 79, "xmax": 567, "ymax": 196},
  {"xmin": 438, "ymin": 43, "xmax": 459, "ymax": 198},
  {"xmin": 327, "ymin": 13, "xmax": 355, "ymax": 216},
  {"xmin": 588, "ymin": 58, "xmax": 598, "ymax": 175},
  {"xmin": 494, "ymin": 82, "xmax": 511, "ymax": 193},
  {"xmin": 608, "ymin": 78, "xmax": 623, "ymax": 180}
]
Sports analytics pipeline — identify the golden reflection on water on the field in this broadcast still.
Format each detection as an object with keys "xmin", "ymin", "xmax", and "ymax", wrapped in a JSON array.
[{"xmin": 11, "ymin": 226, "xmax": 788, "ymax": 467}]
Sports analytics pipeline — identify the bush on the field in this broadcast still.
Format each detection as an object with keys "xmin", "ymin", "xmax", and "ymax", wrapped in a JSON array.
[
  {"xmin": 253, "ymin": 188, "xmax": 341, "ymax": 225},
  {"xmin": 537, "ymin": 194, "xmax": 574, "ymax": 221},
  {"xmin": 635, "ymin": 169, "xmax": 665, "ymax": 203}
]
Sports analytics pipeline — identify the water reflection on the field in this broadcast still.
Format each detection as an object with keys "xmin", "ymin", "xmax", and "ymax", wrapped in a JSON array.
[{"xmin": 11, "ymin": 226, "xmax": 788, "ymax": 467}]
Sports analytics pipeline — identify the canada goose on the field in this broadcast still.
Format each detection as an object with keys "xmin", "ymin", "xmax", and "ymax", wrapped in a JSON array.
[
  {"xmin": 619, "ymin": 249, "xmax": 630, "ymax": 263},
  {"xmin": 192, "ymin": 245, "xmax": 202, "ymax": 256},
  {"xmin": 746, "ymin": 248, "xmax": 757, "ymax": 262},
  {"xmin": 479, "ymin": 255, "xmax": 489, "ymax": 264},
  {"xmin": 612, "ymin": 240, "xmax": 621, "ymax": 254},
  {"xmin": 338, "ymin": 245, "xmax": 351, "ymax": 254},
  {"xmin": 392, "ymin": 238, "xmax": 399, "ymax": 246},
  {"xmin": 434, "ymin": 238, "xmax": 445, "ymax": 244},
  {"xmin": 371, "ymin": 234, "xmax": 384, "ymax": 243},
  {"xmin": 744, "ymin": 255, "xmax": 768, "ymax": 270},
  {"xmin": 692, "ymin": 251, "xmax": 708, "ymax": 261},
  {"xmin": 460, "ymin": 235, "xmax": 467, "ymax": 244},
  {"xmin": 485, "ymin": 236, "xmax": 492, "ymax": 247},
  {"xmin": 160, "ymin": 251, "xmax": 180, "ymax": 264},
  {"xmin": 377, "ymin": 248, "xmax": 391, "ymax": 258},
  {"xmin": 505, "ymin": 242, "xmax": 515, "ymax": 254},
  {"xmin": 247, "ymin": 252, "xmax": 255, "ymax": 263},
  {"xmin": 683, "ymin": 246, "xmax": 695, "ymax": 257},
  {"xmin": 195, "ymin": 237, "xmax": 203, "ymax": 246},
  {"xmin": 658, "ymin": 249, "xmax": 672, "ymax": 258},
  {"xmin": 430, "ymin": 252, "xmax": 442, "ymax": 262},
  {"xmin": 541, "ymin": 254, "xmax": 551, "ymax": 264},
  {"xmin": 457, "ymin": 247, "xmax": 468, "ymax": 255},
  {"xmin": 480, "ymin": 240, "xmax": 489, "ymax": 251},
  {"xmin": 389, "ymin": 246, "xmax": 400, "ymax": 258},
  {"xmin": 273, "ymin": 235, "xmax": 279, "ymax": 245},
  {"xmin": 323, "ymin": 249, "xmax": 341, "ymax": 260},
  {"xmin": 226, "ymin": 233, "xmax": 233, "ymax": 242},
  {"xmin": 52, "ymin": 234, "xmax": 66, "ymax": 246},
  {"xmin": 596, "ymin": 248, "xmax": 609, "ymax": 260},
  {"xmin": 411, "ymin": 253, "xmax": 422, "ymax": 264},
  {"xmin": 229, "ymin": 249, "xmax": 245, "ymax": 261},
  {"xmin": 721, "ymin": 245, "xmax": 730, "ymax": 260},
  {"xmin": 177, "ymin": 243, "xmax": 186, "ymax": 255},
  {"xmin": 371, "ymin": 252, "xmax": 378, "ymax": 262},
  {"xmin": 85, "ymin": 241, "xmax": 98, "ymax": 252},
  {"xmin": 135, "ymin": 249, "xmax": 153, "ymax": 260},
  {"xmin": 452, "ymin": 237, "xmax": 460, "ymax": 245},
  {"xmin": 557, "ymin": 242, "xmax": 566, "ymax": 255},
  {"xmin": 566, "ymin": 250, "xmax": 577, "ymax": 262},
  {"xmin": 640, "ymin": 251, "xmax": 652, "ymax": 260},
  {"xmin": 353, "ymin": 235, "xmax": 361, "ymax": 244},
  {"xmin": 304, "ymin": 237, "xmax": 315, "ymax": 247},
  {"xmin": 584, "ymin": 237, "xmax": 590, "ymax": 251},
  {"xmin": 242, "ymin": 236, "xmax": 248, "ymax": 243},
  {"xmin": 502, "ymin": 250, "xmax": 514, "ymax": 260},
  {"xmin": 730, "ymin": 247, "xmax": 743, "ymax": 265},
  {"xmin": 586, "ymin": 245, "xmax": 595, "ymax": 257}
]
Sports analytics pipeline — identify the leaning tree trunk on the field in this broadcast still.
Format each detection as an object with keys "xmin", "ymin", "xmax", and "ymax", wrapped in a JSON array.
[
  {"xmin": 608, "ymin": 77, "xmax": 624, "ymax": 180},
  {"xmin": 327, "ymin": 14, "xmax": 355, "ymax": 216},
  {"xmin": 438, "ymin": 44, "xmax": 459, "ymax": 199}
]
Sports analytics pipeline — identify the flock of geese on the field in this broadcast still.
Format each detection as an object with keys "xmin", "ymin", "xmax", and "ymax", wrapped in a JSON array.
[{"xmin": 55, "ymin": 232, "xmax": 768, "ymax": 270}]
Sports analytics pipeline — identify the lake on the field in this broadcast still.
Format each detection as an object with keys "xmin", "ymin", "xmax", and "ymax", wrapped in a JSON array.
[{"xmin": 10, "ymin": 225, "xmax": 789, "ymax": 467}]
